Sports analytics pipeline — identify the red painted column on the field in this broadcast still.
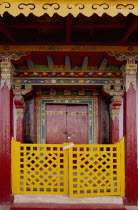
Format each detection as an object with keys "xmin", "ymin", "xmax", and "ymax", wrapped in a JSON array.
[
  {"xmin": 123, "ymin": 62, "xmax": 137, "ymax": 205},
  {"xmin": 15, "ymin": 106, "xmax": 24, "ymax": 143},
  {"xmin": 103, "ymin": 85, "xmax": 123, "ymax": 144},
  {"xmin": 110, "ymin": 96, "xmax": 122, "ymax": 143},
  {"xmin": 14, "ymin": 85, "xmax": 25, "ymax": 143},
  {"xmin": 0, "ymin": 61, "xmax": 14, "ymax": 204},
  {"xmin": 13, "ymin": 85, "xmax": 32, "ymax": 143}
]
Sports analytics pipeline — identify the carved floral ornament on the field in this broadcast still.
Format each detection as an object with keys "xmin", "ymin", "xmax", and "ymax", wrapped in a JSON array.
[
  {"xmin": 103, "ymin": 85, "xmax": 123, "ymax": 120},
  {"xmin": 13, "ymin": 85, "xmax": 32, "ymax": 118},
  {"xmin": 103, "ymin": 85, "xmax": 124, "ymax": 97},
  {"xmin": 0, "ymin": 0, "xmax": 138, "ymax": 17},
  {"xmin": 107, "ymin": 51, "xmax": 138, "ymax": 92},
  {"xmin": 0, "ymin": 51, "xmax": 30, "ymax": 89}
]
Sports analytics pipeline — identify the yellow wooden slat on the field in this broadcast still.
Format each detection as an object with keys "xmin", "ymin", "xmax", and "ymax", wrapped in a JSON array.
[
  {"xmin": 11, "ymin": 139, "xmax": 125, "ymax": 197},
  {"xmin": 12, "ymin": 141, "xmax": 68, "ymax": 195},
  {"xmin": 69, "ymin": 142, "xmax": 125, "ymax": 197},
  {"xmin": 11, "ymin": 138, "xmax": 21, "ymax": 194},
  {"xmin": 120, "ymin": 137, "xmax": 125, "ymax": 197}
]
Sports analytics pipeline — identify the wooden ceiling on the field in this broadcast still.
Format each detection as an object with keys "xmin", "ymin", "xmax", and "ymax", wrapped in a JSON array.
[{"xmin": 1, "ymin": 12, "xmax": 138, "ymax": 45}]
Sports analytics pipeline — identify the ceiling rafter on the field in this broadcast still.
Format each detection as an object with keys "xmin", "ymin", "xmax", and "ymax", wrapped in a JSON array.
[
  {"xmin": 8, "ymin": 23, "xmax": 127, "ymax": 30},
  {"xmin": 0, "ymin": 18, "xmax": 15, "ymax": 42},
  {"xmin": 65, "ymin": 14, "xmax": 73, "ymax": 42},
  {"xmin": 120, "ymin": 17, "xmax": 138, "ymax": 43}
]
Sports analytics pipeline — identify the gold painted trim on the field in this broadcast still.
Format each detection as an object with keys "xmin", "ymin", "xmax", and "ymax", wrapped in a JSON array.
[
  {"xmin": 0, "ymin": 0, "xmax": 138, "ymax": 17},
  {"xmin": 0, "ymin": 45, "xmax": 138, "ymax": 52},
  {"xmin": 46, "ymin": 111, "xmax": 88, "ymax": 115}
]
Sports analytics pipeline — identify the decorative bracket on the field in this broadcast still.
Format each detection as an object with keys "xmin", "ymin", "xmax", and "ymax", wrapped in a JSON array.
[
  {"xmin": 13, "ymin": 85, "xmax": 32, "ymax": 118},
  {"xmin": 107, "ymin": 51, "xmax": 138, "ymax": 92},
  {"xmin": 103, "ymin": 85, "xmax": 124, "ymax": 120},
  {"xmin": 0, "ymin": 51, "xmax": 30, "ymax": 89},
  {"xmin": 0, "ymin": 61, "xmax": 15, "ymax": 89}
]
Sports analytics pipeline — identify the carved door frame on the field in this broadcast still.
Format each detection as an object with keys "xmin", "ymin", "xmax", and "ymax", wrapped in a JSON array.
[{"xmin": 35, "ymin": 96, "xmax": 98, "ymax": 144}]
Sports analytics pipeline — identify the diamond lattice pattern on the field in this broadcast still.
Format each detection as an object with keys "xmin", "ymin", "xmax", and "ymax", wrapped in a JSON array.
[
  {"xmin": 69, "ymin": 144, "xmax": 122, "ymax": 197},
  {"xmin": 19, "ymin": 145, "xmax": 68, "ymax": 194},
  {"xmin": 12, "ymin": 139, "xmax": 124, "ymax": 197}
]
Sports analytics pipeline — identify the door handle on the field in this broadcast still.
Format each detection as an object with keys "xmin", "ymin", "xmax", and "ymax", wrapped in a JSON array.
[{"xmin": 67, "ymin": 136, "xmax": 71, "ymax": 140}]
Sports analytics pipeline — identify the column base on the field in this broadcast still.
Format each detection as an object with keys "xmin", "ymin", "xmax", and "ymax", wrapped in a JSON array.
[
  {"xmin": 123, "ymin": 197, "xmax": 137, "ymax": 206},
  {"xmin": 0, "ymin": 194, "xmax": 14, "ymax": 205}
]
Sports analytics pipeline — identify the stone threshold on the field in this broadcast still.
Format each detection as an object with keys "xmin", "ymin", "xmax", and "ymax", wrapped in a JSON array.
[{"xmin": 14, "ymin": 195, "xmax": 123, "ymax": 204}]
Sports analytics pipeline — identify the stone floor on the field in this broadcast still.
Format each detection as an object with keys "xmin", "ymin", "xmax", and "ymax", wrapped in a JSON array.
[
  {"xmin": 0, "ymin": 204, "xmax": 138, "ymax": 210},
  {"xmin": 0, "ymin": 205, "xmax": 11, "ymax": 210}
]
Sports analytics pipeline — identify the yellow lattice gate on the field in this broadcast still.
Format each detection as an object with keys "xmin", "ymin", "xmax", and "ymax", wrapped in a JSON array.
[
  {"xmin": 11, "ymin": 138, "xmax": 125, "ymax": 197},
  {"xmin": 12, "ymin": 140, "xmax": 68, "ymax": 195}
]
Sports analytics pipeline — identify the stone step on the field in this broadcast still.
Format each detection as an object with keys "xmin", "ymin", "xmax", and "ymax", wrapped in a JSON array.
[{"xmin": 11, "ymin": 203, "xmax": 126, "ymax": 210}]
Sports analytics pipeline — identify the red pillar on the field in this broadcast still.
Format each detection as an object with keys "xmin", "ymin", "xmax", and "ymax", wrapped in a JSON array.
[
  {"xmin": 13, "ymin": 85, "xmax": 32, "ymax": 143},
  {"xmin": 15, "ymin": 107, "xmax": 24, "ymax": 143},
  {"xmin": 110, "ymin": 96, "xmax": 122, "ymax": 143},
  {"xmin": 0, "ymin": 61, "xmax": 14, "ymax": 204},
  {"xmin": 103, "ymin": 85, "xmax": 123, "ymax": 144},
  {"xmin": 123, "ymin": 64, "xmax": 137, "ymax": 205}
]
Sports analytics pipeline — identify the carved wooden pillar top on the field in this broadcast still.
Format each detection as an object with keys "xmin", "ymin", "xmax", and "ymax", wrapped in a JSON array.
[
  {"xmin": 1, "ymin": 61, "xmax": 14, "ymax": 89},
  {"xmin": 107, "ymin": 51, "xmax": 138, "ymax": 204},
  {"xmin": 13, "ymin": 85, "xmax": 32, "ymax": 143},
  {"xmin": 103, "ymin": 85, "xmax": 124, "ymax": 120},
  {"xmin": 123, "ymin": 59, "xmax": 137, "ymax": 92}
]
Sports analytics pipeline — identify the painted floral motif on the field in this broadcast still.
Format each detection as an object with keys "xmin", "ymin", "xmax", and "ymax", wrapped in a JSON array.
[{"xmin": 51, "ymin": 79, "xmax": 57, "ymax": 83}]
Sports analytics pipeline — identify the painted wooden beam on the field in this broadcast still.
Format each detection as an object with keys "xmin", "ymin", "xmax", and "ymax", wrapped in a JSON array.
[{"xmin": 0, "ymin": 45, "xmax": 138, "ymax": 52}]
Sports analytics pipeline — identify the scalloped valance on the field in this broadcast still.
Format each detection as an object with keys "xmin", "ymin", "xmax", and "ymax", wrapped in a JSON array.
[{"xmin": 0, "ymin": 0, "xmax": 138, "ymax": 17}]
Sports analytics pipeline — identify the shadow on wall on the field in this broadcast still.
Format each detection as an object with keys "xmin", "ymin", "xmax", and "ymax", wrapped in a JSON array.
[
  {"xmin": 24, "ymin": 95, "xmax": 34, "ymax": 144},
  {"xmin": 101, "ymin": 96, "xmax": 110, "ymax": 144}
]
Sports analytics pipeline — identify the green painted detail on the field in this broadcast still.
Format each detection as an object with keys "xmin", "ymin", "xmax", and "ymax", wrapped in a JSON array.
[{"xmin": 15, "ymin": 65, "xmax": 121, "ymax": 72}]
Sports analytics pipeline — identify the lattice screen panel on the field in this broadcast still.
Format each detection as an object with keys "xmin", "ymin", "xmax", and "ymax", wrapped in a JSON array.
[
  {"xmin": 69, "ymin": 143, "xmax": 123, "ymax": 197},
  {"xmin": 12, "ymin": 140, "xmax": 68, "ymax": 195},
  {"xmin": 12, "ymin": 138, "xmax": 124, "ymax": 197}
]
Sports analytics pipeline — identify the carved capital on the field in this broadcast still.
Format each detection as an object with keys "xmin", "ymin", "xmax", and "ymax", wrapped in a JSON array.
[
  {"xmin": 13, "ymin": 85, "xmax": 32, "ymax": 98},
  {"xmin": 0, "ymin": 51, "xmax": 30, "ymax": 61},
  {"xmin": 14, "ymin": 85, "xmax": 32, "ymax": 117},
  {"xmin": 107, "ymin": 51, "xmax": 137, "ymax": 92},
  {"xmin": 103, "ymin": 85, "xmax": 123, "ymax": 120},
  {"xmin": 110, "ymin": 96, "xmax": 122, "ymax": 120},
  {"xmin": 103, "ymin": 85, "xmax": 124, "ymax": 97},
  {"xmin": 124, "ymin": 62, "xmax": 137, "ymax": 92},
  {"xmin": 0, "ymin": 61, "xmax": 15, "ymax": 89}
]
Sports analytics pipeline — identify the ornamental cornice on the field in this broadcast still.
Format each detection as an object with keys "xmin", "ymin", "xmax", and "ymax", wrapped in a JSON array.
[{"xmin": 0, "ymin": 1, "xmax": 138, "ymax": 17}]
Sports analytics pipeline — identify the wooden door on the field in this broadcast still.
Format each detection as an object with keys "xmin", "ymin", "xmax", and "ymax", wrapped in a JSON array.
[
  {"xmin": 66, "ymin": 105, "xmax": 88, "ymax": 144},
  {"xmin": 46, "ymin": 104, "xmax": 88, "ymax": 144}
]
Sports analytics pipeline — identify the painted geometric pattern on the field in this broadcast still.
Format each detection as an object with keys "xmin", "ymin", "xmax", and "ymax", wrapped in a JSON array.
[{"xmin": 69, "ymin": 139, "xmax": 125, "ymax": 197}]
